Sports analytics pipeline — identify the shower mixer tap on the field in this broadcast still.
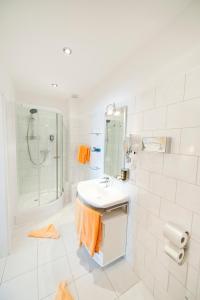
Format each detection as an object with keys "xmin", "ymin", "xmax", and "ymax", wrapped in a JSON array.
[{"xmin": 49, "ymin": 135, "xmax": 54, "ymax": 142}]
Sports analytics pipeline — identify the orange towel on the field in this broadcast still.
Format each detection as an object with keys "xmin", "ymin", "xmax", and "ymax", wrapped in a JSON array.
[
  {"xmin": 77, "ymin": 145, "xmax": 90, "ymax": 164},
  {"xmin": 55, "ymin": 281, "xmax": 74, "ymax": 300},
  {"xmin": 75, "ymin": 198, "xmax": 102, "ymax": 256},
  {"xmin": 27, "ymin": 224, "xmax": 60, "ymax": 239}
]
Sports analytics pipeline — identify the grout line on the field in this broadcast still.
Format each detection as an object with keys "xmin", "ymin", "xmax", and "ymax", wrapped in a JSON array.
[
  {"xmin": 103, "ymin": 269, "xmax": 119, "ymax": 298},
  {"xmin": 37, "ymin": 254, "xmax": 69, "ymax": 269},
  {"xmin": 1, "ymin": 267, "xmax": 38, "ymax": 285},
  {"xmin": 40, "ymin": 292, "xmax": 55, "ymax": 300},
  {"xmin": 61, "ymin": 238, "xmax": 80, "ymax": 300}
]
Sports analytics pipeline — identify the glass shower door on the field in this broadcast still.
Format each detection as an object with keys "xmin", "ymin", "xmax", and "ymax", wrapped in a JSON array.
[
  {"xmin": 16, "ymin": 104, "xmax": 63, "ymax": 212},
  {"xmin": 57, "ymin": 114, "xmax": 63, "ymax": 198},
  {"xmin": 16, "ymin": 105, "xmax": 40, "ymax": 210},
  {"xmin": 38, "ymin": 109, "xmax": 57, "ymax": 205}
]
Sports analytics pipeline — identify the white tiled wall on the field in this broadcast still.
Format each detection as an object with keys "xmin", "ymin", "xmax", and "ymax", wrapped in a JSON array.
[
  {"xmin": 127, "ymin": 67, "xmax": 200, "ymax": 300},
  {"xmin": 69, "ymin": 66, "xmax": 200, "ymax": 299}
]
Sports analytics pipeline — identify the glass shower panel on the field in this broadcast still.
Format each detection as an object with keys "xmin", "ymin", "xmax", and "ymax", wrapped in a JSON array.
[
  {"xmin": 16, "ymin": 105, "xmax": 40, "ymax": 211},
  {"xmin": 57, "ymin": 114, "xmax": 63, "ymax": 198},
  {"xmin": 16, "ymin": 104, "xmax": 63, "ymax": 212},
  {"xmin": 39, "ymin": 110, "xmax": 57, "ymax": 204}
]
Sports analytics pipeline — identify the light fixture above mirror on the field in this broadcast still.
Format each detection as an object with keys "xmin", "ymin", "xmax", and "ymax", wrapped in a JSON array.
[
  {"xmin": 62, "ymin": 47, "xmax": 72, "ymax": 55},
  {"xmin": 105, "ymin": 103, "xmax": 121, "ymax": 116}
]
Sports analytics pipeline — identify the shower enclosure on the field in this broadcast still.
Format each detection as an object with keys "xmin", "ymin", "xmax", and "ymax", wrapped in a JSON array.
[{"xmin": 16, "ymin": 104, "xmax": 63, "ymax": 212}]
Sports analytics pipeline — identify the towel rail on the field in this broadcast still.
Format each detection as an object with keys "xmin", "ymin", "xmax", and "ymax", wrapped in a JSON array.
[
  {"xmin": 77, "ymin": 193, "xmax": 129, "ymax": 215},
  {"xmin": 102, "ymin": 202, "xmax": 129, "ymax": 214}
]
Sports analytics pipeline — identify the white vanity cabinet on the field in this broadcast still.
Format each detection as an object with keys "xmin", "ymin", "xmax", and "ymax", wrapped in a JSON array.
[
  {"xmin": 93, "ymin": 208, "xmax": 128, "ymax": 267},
  {"xmin": 77, "ymin": 178, "xmax": 129, "ymax": 267}
]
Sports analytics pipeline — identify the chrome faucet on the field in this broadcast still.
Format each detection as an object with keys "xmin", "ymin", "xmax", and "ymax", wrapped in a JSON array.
[{"xmin": 100, "ymin": 176, "xmax": 110, "ymax": 187}]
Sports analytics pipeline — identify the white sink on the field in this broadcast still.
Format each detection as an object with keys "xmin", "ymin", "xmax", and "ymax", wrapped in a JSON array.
[{"xmin": 77, "ymin": 179, "xmax": 128, "ymax": 208}]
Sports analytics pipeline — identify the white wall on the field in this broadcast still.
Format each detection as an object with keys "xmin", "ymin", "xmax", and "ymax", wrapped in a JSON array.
[
  {"xmin": 69, "ymin": 1, "xmax": 200, "ymax": 299},
  {"xmin": 0, "ymin": 67, "xmax": 17, "ymax": 257},
  {"xmin": 0, "ymin": 93, "xmax": 9, "ymax": 257}
]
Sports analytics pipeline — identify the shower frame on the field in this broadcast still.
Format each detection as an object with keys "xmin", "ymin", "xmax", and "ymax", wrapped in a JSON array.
[{"xmin": 16, "ymin": 104, "xmax": 64, "ymax": 213}]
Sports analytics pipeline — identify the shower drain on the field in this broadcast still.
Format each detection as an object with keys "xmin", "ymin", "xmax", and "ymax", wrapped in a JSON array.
[{"xmin": 34, "ymin": 199, "xmax": 39, "ymax": 201}]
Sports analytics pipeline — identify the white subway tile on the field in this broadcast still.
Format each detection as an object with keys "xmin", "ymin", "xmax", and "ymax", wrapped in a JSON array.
[
  {"xmin": 147, "ymin": 213, "xmax": 164, "ymax": 240},
  {"xmin": 140, "ymin": 130, "xmax": 153, "ymax": 138},
  {"xmin": 197, "ymin": 158, "xmax": 200, "ymax": 185},
  {"xmin": 144, "ymin": 231, "xmax": 158, "ymax": 256},
  {"xmin": 157, "ymin": 240, "xmax": 188, "ymax": 285},
  {"xmin": 192, "ymin": 213, "xmax": 200, "ymax": 241},
  {"xmin": 145, "ymin": 252, "xmax": 169, "ymax": 290},
  {"xmin": 134, "ymin": 240, "xmax": 145, "ymax": 266},
  {"xmin": 143, "ymin": 107, "xmax": 166, "ymax": 130},
  {"xmin": 163, "ymin": 154, "xmax": 197, "ymax": 184},
  {"xmin": 160, "ymin": 200, "xmax": 193, "ymax": 230},
  {"xmin": 127, "ymin": 112, "xmax": 143, "ymax": 133},
  {"xmin": 153, "ymin": 129, "xmax": 181, "ymax": 154},
  {"xmin": 132, "ymin": 203, "xmax": 148, "ymax": 228},
  {"xmin": 188, "ymin": 239, "xmax": 200, "ymax": 270},
  {"xmin": 167, "ymin": 99, "xmax": 200, "ymax": 128},
  {"xmin": 176, "ymin": 181, "xmax": 200, "ymax": 213},
  {"xmin": 150, "ymin": 173, "xmax": 176, "ymax": 202},
  {"xmin": 138, "ymin": 152, "xmax": 163, "ymax": 173},
  {"xmin": 133, "ymin": 241, "xmax": 145, "ymax": 277},
  {"xmin": 136, "ymin": 226, "xmax": 158, "ymax": 256},
  {"xmin": 155, "ymin": 74, "xmax": 185, "ymax": 107},
  {"xmin": 186, "ymin": 265, "xmax": 199, "ymax": 296},
  {"xmin": 135, "ymin": 169, "xmax": 150, "ymax": 189},
  {"xmin": 185, "ymin": 67, "xmax": 200, "ymax": 100},
  {"xmin": 180, "ymin": 127, "xmax": 200, "ymax": 155},
  {"xmin": 137, "ymin": 188, "xmax": 161, "ymax": 216},
  {"xmin": 168, "ymin": 275, "xmax": 187, "ymax": 300},
  {"xmin": 135, "ymin": 88, "xmax": 155, "ymax": 112},
  {"xmin": 168, "ymin": 260, "xmax": 188, "ymax": 286},
  {"xmin": 154, "ymin": 283, "xmax": 171, "ymax": 300},
  {"xmin": 157, "ymin": 240, "xmax": 171, "ymax": 269},
  {"xmin": 141, "ymin": 266, "xmax": 155, "ymax": 293}
]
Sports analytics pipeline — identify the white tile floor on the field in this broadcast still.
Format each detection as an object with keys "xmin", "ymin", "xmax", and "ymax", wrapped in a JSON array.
[{"xmin": 0, "ymin": 203, "xmax": 155, "ymax": 300}]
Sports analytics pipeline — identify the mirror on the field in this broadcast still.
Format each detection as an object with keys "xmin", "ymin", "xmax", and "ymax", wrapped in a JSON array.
[{"xmin": 104, "ymin": 105, "xmax": 127, "ymax": 177}]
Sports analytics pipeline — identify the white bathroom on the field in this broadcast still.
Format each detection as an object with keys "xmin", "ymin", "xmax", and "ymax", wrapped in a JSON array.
[{"xmin": 0, "ymin": 1, "xmax": 200, "ymax": 299}]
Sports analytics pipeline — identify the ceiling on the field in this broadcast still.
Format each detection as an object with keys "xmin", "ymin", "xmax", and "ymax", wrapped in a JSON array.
[{"xmin": 0, "ymin": 0, "xmax": 192, "ymax": 101}]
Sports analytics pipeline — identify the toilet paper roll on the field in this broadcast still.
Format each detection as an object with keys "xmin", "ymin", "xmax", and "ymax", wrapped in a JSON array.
[
  {"xmin": 165, "ymin": 243, "xmax": 185, "ymax": 265},
  {"xmin": 163, "ymin": 222, "xmax": 189, "ymax": 248}
]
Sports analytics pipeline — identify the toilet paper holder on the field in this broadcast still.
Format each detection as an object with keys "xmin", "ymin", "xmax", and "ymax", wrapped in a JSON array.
[{"xmin": 163, "ymin": 222, "xmax": 190, "ymax": 265}]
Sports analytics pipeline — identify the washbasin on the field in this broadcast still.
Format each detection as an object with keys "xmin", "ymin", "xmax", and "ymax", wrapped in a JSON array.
[{"xmin": 77, "ymin": 179, "xmax": 128, "ymax": 208}]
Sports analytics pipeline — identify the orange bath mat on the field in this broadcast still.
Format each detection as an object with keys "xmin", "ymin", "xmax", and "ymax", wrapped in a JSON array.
[
  {"xmin": 55, "ymin": 281, "xmax": 74, "ymax": 300},
  {"xmin": 27, "ymin": 224, "xmax": 60, "ymax": 239}
]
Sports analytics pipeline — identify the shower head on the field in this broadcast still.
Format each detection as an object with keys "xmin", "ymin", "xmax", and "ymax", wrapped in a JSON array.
[{"xmin": 30, "ymin": 108, "xmax": 38, "ymax": 114}]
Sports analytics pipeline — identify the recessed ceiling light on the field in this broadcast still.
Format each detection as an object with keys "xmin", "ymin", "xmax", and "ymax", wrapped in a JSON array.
[
  {"xmin": 50, "ymin": 83, "xmax": 58, "ymax": 88},
  {"xmin": 63, "ymin": 47, "xmax": 72, "ymax": 55}
]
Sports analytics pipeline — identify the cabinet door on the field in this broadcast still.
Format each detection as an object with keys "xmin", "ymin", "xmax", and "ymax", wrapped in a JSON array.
[{"xmin": 101, "ymin": 212, "xmax": 127, "ymax": 265}]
